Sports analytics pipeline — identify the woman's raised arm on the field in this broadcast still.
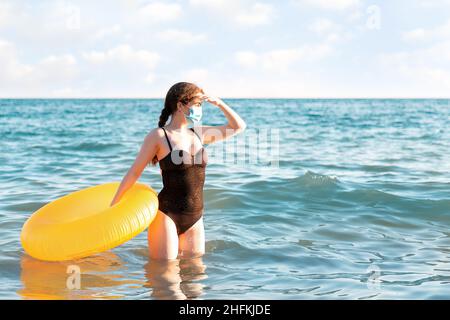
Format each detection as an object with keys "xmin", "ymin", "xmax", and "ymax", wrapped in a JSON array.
[{"xmin": 198, "ymin": 95, "xmax": 246, "ymax": 145}]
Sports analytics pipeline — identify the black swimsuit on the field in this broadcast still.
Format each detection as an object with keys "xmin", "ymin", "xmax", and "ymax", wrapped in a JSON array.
[{"xmin": 157, "ymin": 127, "xmax": 208, "ymax": 235}]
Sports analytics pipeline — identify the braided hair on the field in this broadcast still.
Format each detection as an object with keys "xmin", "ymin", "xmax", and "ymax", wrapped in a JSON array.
[{"xmin": 151, "ymin": 82, "xmax": 204, "ymax": 165}]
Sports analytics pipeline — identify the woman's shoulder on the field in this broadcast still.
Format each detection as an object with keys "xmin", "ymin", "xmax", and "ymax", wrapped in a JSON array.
[
  {"xmin": 143, "ymin": 127, "xmax": 166, "ymax": 145},
  {"xmin": 147, "ymin": 127, "xmax": 166, "ymax": 138}
]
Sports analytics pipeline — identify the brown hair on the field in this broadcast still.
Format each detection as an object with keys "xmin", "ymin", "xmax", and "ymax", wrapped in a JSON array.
[{"xmin": 151, "ymin": 82, "xmax": 204, "ymax": 165}]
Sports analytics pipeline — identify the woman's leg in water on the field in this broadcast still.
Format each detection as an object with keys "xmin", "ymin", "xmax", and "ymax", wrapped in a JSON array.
[
  {"xmin": 178, "ymin": 217, "xmax": 205, "ymax": 258},
  {"xmin": 148, "ymin": 210, "xmax": 179, "ymax": 260}
]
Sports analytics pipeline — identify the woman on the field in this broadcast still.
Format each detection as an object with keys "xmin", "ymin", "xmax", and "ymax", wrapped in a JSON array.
[{"xmin": 110, "ymin": 82, "xmax": 246, "ymax": 260}]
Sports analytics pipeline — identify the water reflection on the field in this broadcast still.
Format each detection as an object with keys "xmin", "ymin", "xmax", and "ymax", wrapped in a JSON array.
[
  {"xmin": 18, "ymin": 252, "xmax": 133, "ymax": 299},
  {"xmin": 19, "ymin": 251, "xmax": 208, "ymax": 300},
  {"xmin": 144, "ymin": 256, "xmax": 208, "ymax": 300}
]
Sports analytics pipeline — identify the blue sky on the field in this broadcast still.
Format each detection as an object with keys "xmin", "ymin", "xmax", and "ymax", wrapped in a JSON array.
[{"xmin": 0, "ymin": 0, "xmax": 449, "ymax": 98}]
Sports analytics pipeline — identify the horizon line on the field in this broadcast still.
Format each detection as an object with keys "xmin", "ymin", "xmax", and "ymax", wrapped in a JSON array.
[{"xmin": 1, "ymin": 97, "xmax": 450, "ymax": 100}]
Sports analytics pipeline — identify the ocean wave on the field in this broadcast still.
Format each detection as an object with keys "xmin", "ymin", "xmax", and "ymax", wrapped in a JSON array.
[
  {"xmin": 357, "ymin": 164, "xmax": 405, "ymax": 173},
  {"xmin": 3, "ymin": 201, "xmax": 47, "ymax": 213},
  {"xmin": 238, "ymin": 171, "xmax": 341, "ymax": 191},
  {"xmin": 204, "ymin": 171, "xmax": 343, "ymax": 211},
  {"xmin": 65, "ymin": 141, "xmax": 123, "ymax": 151},
  {"xmin": 205, "ymin": 239, "xmax": 247, "ymax": 253},
  {"xmin": 335, "ymin": 189, "xmax": 450, "ymax": 216},
  {"xmin": 292, "ymin": 171, "xmax": 341, "ymax": 188}
]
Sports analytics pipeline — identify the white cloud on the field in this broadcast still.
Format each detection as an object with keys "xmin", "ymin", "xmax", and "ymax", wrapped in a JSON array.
[
  {"xmin": 236, "ymin": 51, "xmax": 260, "ymax": 68},
  {"xmin": 52, "ymin": 87, "xmax": 76, "ymax": 97},
  {"xmin": 0, "ymin": 1, "xmax": 33, "ymax": 32},
  {"xmin": 292, "ymin": 0, "xmax": 361, "ymax": 10},
  {"xmin": 380, "ymin": 41, "xmax": 450, "ymax": 66},
  {"xmin": 0, "ymin": 39, "xmax": 79, "ymax": 96},
  {"xmin": 0, "ymin": 1, "xmax": 14, "ymax": 28},
  {"xmin": 93, "ymin": 25, "xmax": 122, "ymax": 40},
  {"xmin": 402, "ymin": 28, "xmax": 426, "ymax": 42},
  {"xmin": 45, "ymin": 1, "xmax": 82, "ymax": 31},
  {"xmin": 2, "ymin": 1, "xmax": 450, "ymax": 98},
  {"xmin": 236, "ymin": 43, "xmax": 334, "ymax": 72},
  {"xmin": 0, "ymin": 40, "xmax": 33, "ymax": 82},
  {"xmin": 416, "ymin": 0, "xmax": 450, "ymax": 7},
  {"xmin": 263, "ymin": 49, "xmax": 304, "ymax": 71},
  {"xmin": 35, "ymin": 54, "xmax": 78, "ymax": 82},
  {"xmin": 80, "ymin": 44, "xmax": 161, "ymax": 94},
  {"xmin": 307, "ymin": 18, "xmax": 353, "ymax": 44},
  {"xmin": 189, "ymin": 0, "xmax": 274, "ymax": 26},
  {"xmin": 379, "ymin": 40, "xmax": 450, "ymax": 94},
  {"xmin": 0, "ymin": 40, "xmax": 78, "ymax": 83},
  {"xmin": 235, "ymin": 3, "xmax": 273, "ymax": 26},
  {"xmin": 181, "ymin": 68, "xmax": 209, "ymax": 85},
  {"xmin": 82, "ymin": 44, "xmax": 160, "ymax": 68},
  {"xmin": 189, "ymin": 0, "xmax": 238, "ymax": 10},
  {"xmin": 379, "ymin": 19, "xmax": 450, "ymax": 92},
  {"xmin": 402, "ymin": 19, "xmax": 450, "ymax": 42},
  {"xmin": 347, "ymin": 9, "xmax": 363, "ymax": 22},
  {"xmin": 308, "ymin": 18, "xmax": 337, "ymax": 34},
  {"xmin": 156, "ymin": 29, "xmax": 207, "ymax": 44},
  {"xmin": 0, "ymin": 2, "xmax": 99, "ymax": 50},
  {"xmin": 138, "ymin": 1, "xmax": 182, "ymax": 23},
  {"xmin": 145, "ymin": 73, "xmax": 156, "ymax": 84},
  {"xmin": 401, "ymin": 66, "xmax": 450, "ymax": 88}
]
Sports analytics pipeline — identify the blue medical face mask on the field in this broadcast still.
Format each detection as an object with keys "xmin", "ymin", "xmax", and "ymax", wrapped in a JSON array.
[{"xmin": 183, "ymin": 103, "xmax": 202, "ymax": 125}]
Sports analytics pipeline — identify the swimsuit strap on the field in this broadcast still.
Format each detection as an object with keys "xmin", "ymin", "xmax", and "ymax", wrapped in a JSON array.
[
  {"xmin": 161, "ymin": 127, "xmax": 173, "ymax": 151},
  {"xmin": 190, "ymin": 128, "xmax": 203, "ymax": 146}
]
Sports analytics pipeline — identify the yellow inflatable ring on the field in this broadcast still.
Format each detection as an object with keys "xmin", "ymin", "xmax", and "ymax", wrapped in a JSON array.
[{"xmin": 21, "ymin": 182, "xmax": 158, "ymax": 262}]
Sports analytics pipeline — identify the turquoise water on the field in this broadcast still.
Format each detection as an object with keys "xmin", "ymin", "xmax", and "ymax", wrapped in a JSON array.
[{"xmin": 1, "ymin": 99, "xmax": 449, "ymax": 299}]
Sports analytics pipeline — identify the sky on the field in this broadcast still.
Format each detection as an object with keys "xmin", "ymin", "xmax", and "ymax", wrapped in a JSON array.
[{"xmin": 0, "ymin": 0, "xmax": 450, "ymax": 98}]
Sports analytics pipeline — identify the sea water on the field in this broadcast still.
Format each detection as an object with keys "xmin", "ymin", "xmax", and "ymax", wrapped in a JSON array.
[{"xmin": 0, "ymin": 99, "xmax": 449, "ymax": 299}]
